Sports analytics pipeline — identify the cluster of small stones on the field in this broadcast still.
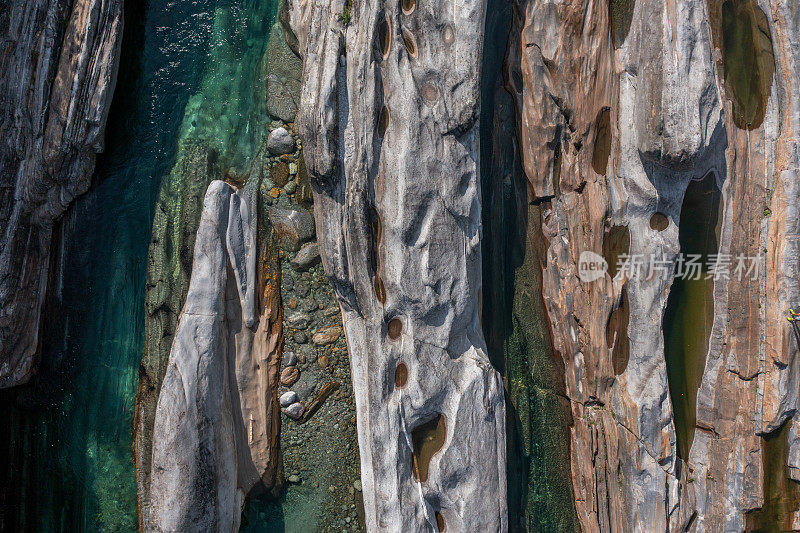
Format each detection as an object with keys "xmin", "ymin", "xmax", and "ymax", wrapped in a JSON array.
[{"xmin": 261, "ymin": 124, "xmax": 364, "ymax": 531}]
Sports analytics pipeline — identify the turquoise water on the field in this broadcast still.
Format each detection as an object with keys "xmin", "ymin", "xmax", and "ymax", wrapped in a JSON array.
[{"xmin": 0, "ymin": 0, "xmax": 220, "ymax": 529}]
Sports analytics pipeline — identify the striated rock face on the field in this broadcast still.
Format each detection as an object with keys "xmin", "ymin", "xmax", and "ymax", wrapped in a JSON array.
[
  {"xmin": 0, "ymin": 0, "xmax": 123, "ymax": 387},
  {"xmin": 149, "ymin": 180, "xmax": 281, "ymax": 531},
  {"xmin": 505, "ymin": 0, "xmax": 800, "ymax": 530},
  {"xmin": 292, "ymin": 0, "xmax": 508, "ymax": 529}
]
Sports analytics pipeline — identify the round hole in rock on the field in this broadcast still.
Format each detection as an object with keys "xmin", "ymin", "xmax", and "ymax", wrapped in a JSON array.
[
  {"xmin": 388, "ymin": 317, "xmax": 402, "ymax": 339},
  {"xmin": 378, "ymin": 17, "xmax": 391, "ymax": 56},
  {"xmin": 441, "ymin": 24, "xmax": 454, "ymax": 44},
  {"xmin": 378, "ymin": 106, "xmax": 390, "ymax": 136},
  {"xmin": 436, "ymin": 511, "xmax": 446, "ymax": 532},
  {"xmin": 395, "ymin": 361, "xmax": 408, "ymax": 388},
  {"xmin": 650, "ymin": 212, "xmax": 669, "ymax": 231},
  {"xmin": 402, "ymin": 0, "xmax": 415, "ymax": 14},
  {"xmin": 403, "ymin": 33, "xmax": 417, "ymax": 57}
]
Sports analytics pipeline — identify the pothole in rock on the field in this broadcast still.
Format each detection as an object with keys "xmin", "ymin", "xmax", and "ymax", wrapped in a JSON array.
[
  {"xmin": 745, "ymin": 419, "xmax": 800, "ymax": 531},
  {"xmin": 395, "ymin": 361, "xmax": 408, "ymax": 388},
  {"xmin": 609, "ymin": 0, "xmax": 635, "ymax": 48},
  {"xmin": 403, "ymin": 32, "xmax": 418, "ymax": 58},
  {"xmin": 649, "ymin": 212, "xmax": 669, "ymax": 231},
  {"xmin": 602, "ymin": 225, "xmax": 630, "ymax": 280},
  {"xmin": 378, "ymin": 17, "xmax": 391, "ymax": 57},
  {"xmin": 663, "ymin": 172, "xmax": 721, "ymax": 460},
  {"xmin": 388, "ymin": 317, "xmax": 402, "ymax": 339},
  {"xmin": 436, "ymin": 511, "xmax": 446, "ymax": 531},
  {"xmin": 607, "ymin": 286, "xmax": 630, "ymax": 375},
  {"xmin": 401, "ymin": 0, "xmax": 416, "ymax": 15},
  {"xmin": 377, "ymin": 105, "xmax": 390, "ymax": 136},
  {"xmin": 714, "ymin": 0, "xmax": 775, "ymax": 130},
  {"xmin": 411, "ymin": 414, "xmax": 446, "ymax": 482},
  {"xmin": 592, "ymin": 107, "xmax": 611, "ymax": 176}
]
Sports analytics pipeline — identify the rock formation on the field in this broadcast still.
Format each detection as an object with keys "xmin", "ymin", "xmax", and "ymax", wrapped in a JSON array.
[
  {"xmin": 148, "ymin": 180, "xmax": 282, "ymax": 531},
  {"xmin": 0, "ymin": 0, "xmax": 123, "ymax": 387},
  {"xmin": 504, "ymin": 0, "xmax": 800, "ymax": 530},
  {"xmin": 291, "ymin": 0, "xmax": 508, "ymax": 529}
]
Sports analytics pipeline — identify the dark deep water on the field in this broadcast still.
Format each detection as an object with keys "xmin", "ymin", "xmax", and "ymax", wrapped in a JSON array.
[{"xmin": 0, "ymin": 0, "xmax": 216, "ymax": 528}]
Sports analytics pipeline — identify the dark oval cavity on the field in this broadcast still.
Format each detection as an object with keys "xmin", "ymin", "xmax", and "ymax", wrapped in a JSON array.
[
  {"xmin": 436, "ymin": 511, "xmax": 446, "ymax": 532},
  {"xmin": 609, "ymin": 0, "xmax": 635, "ymax": 48},
  {"xmin": 395, "ymin": 361, "xmax": 408, "ymax": 388},
  {"xmin": 402, "ymin": 0, "xmax": 416, "ymax": 14},
  {"xmin": 403, "ymin": 33, "xmax": 417, "ymax": 57},
  {"xmin": 388, "ymin": 317, "xmax": 402, "ymax": 339},
  {"xmin": 718, "ymin": 0, "xmax": 775, "ymax": 130},
  {"xmin": 411, "ymin": 414, "xmax": 446, "ymax": 482},
  {"xmin": 378, "ymin": 17, "xmax": 391, "ymax": 57},
  {"xmin": 607, "ymin": 286, "xmax": 630, "ymax": 375},
  {"xmin": 592, "ymin": 107, "xmax": 612, "ymax": 175},
  {"xmin": 650, "ymin": 212, "xmax": 669, "ymax": 231},
  {"xmin": 378, "ymin": 106, "xmax": 390, "ymax": 136},
  {"xmin": 602, "ymin": 225, "xmax": 631, "ymax": 280}
]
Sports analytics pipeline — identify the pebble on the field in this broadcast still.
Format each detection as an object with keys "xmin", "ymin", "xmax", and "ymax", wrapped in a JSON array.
[
  {"xmin": 287, "ymin": 297, "xmax": 299, "ymax": 309},
  {"xmin": 282, "ymin": 402, "xmax": 305, "ymax": 419},
  {"xmin": 286, "ymin": 312, "xmax": 311, "ymax": 330},
  {"xmin": 281, "ymin": 366, "xmax": 300, "ymax": 386},
  {"xmin": 353, "ymin": 480, "xmax": 362, "ymax": 491},
  {"xmin": 280, "ymin": 390, "xmax": 298, "ymax": 407},
  {"xmin": 294, "ymin": 331, "xmax": 308, "ymax": 344},
  {"xmin": 313, "ymin": 325, "xmax": 342, "ymax": 346},
  {"xmin": 283, "ymin": 351, "xmax": 298, "ymax": 366},
  {"xmin": 289, "ymin": 161, "xmax": 298, "ymax": 174},
  {"xmin": 267, "ymin": 126, "xmax": 296, "ymax": 155},
  {"xmin": 288, "ymin": 474, "xmax": 300, "ymax": 483},
  {"xmin": 284, "ymin": 180, "xmax": 297, "ymax": 194},
  {"xmin": 318, "ymin": 355, "xmax": 329, "ymax": 369},
  {"xmin": 269, "ymin": 187, "xmax": 280, "ymax": 198}
]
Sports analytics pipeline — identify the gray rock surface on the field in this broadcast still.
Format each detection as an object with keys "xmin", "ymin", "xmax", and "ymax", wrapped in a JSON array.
[
  {"xmin": 292, "ymin": 0, "xmax": 508, "ymax": 529},
  {"xmin": 0, "ymin": 0, "xmax": 123, "ymax": 387},
  {"xmin": 267, "ymin": 126, "xmax": 296, "ymax": 155},
  {"xmin": 149, "ymin": 181, "xmax": 280, "ymax": 531}
]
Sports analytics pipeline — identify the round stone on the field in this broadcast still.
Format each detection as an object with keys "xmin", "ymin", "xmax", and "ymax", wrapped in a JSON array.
[
  {"xmin": 280, "ymin": 390, "xmax": 298, "ymax": 407},
  {"xmin": 281, "ymin": 366, "xmax": 300, "ymax": 386}
]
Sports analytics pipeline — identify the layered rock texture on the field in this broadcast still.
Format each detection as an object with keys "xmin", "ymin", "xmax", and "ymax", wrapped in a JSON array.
[
  {"xmin": 503, "ymin": 0, "xmax": 800, "ymax": 530},
  {"xmin": 148, "ymin": 180, "xmax": 282, "ymax": 531},
  {"xmin": 292, "ymin": 0, "xmax": 508, "ymax": 529},
  {"xmin": 0, "ymin": 0, "xmax": 123, "ymax": 387}
]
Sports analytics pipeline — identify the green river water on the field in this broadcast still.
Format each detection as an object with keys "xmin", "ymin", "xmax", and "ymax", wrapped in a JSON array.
[{"xmin": 0, "ymin": 0, "xmax": 276, "ymax": 529}]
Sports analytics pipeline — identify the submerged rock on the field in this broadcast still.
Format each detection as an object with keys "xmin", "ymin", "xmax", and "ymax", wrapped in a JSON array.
[
  {"xmin": 265, "ymin": 22, "xmax": 303, "ymax": 122},
  {"xmin": 267, "ymin": 127, "xmax": 296, "ymax": 155},
  {"xmin": 268, "ymin": 206, "xmax": 315, "ymax": 250}
]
